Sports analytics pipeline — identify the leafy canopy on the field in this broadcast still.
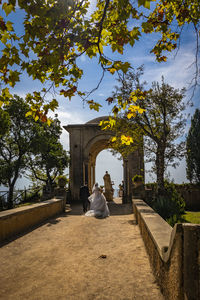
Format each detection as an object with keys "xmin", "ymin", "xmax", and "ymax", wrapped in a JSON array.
[
  {"xmin": 0, "ymin": 94, "xmax": 69, "ymax": 208},
  {"xmin": 28, "ymin": 116, "xmax": 69, "ymax": 186},
  {"xmin": 0, "ymin": 0, "xmax": 199, "ymax": 120},
  {"xmin": 0, "ymin": 95, "xmax": 37, "ymax": 207}
]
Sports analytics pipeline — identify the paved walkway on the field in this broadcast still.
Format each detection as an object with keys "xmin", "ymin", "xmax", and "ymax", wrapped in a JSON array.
[{"xmin": 0, "ymin": 199, "xmax": 164, "ymax": 300}]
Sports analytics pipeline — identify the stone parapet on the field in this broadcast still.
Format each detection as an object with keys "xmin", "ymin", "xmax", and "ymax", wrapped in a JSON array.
[
  {"xmin": 133, "ymin": 198, "xmax": 200, "ymax": 300},
  {"xmin": 0, "ymin": 198, "xmax": 66, "ymax": 243}
]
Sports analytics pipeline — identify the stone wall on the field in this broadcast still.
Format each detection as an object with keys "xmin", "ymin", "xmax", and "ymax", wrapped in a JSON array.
[
  {"xmin": 145, "ymin": 185, "xmax": 200, "ymax": 211},
  {"xmin": 0, "ymin": 198, "xmax": 66, "ymax": 242},
  {"xmin": 177, "ymin": 188, "xmax": 200, "ymax": 210},
  {"xmin": 133, "ymin": 199, "xmax": 200, "ymax": 300}
]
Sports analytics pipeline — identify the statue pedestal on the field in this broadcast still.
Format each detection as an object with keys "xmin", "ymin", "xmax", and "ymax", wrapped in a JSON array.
[{"xmin": 104, "ymin": 190, "xmax": 113, "ymax": 202}]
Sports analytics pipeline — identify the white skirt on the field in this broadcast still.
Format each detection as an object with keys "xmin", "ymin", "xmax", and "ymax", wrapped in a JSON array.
[{"xmin": 85, "ymin": 191, "xmax": 109, "ymax": 218}]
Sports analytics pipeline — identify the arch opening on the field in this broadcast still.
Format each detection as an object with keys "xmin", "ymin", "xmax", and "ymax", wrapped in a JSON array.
[{"xmin": 96, "ymin": 149, "xmax": 123, "ymax": 198}]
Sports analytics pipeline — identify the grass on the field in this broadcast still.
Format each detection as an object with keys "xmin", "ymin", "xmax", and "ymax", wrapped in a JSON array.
[{"xmin": 181, "ymin": 211, "xmax": 200, "ymax": 224}]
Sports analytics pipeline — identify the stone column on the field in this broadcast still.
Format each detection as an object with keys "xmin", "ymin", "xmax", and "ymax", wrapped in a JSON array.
[
  {"xmin": 93, "ymin": 162, "xmax": 96, "ymax": 186},
  {"xmin": 123, "ymin": 159, "xmax": 128, "ymax": 203},
  {"xmin": 83, "ymin": 162, "xmax": 88, "ymax": 185}
]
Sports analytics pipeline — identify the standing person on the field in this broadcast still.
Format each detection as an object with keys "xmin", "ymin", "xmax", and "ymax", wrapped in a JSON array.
[
  {"xmin": 121, "ymin": 180, "xmax": 125, "ymax": 198},
  {"xmin": 85, "ymin": 183, "xmax": 110, "ymax": 218},
  {"xmin": 118, "ymin": 183, "xmax": 123, "ymax": 197},
  {"xmin": 79, "ymin": 184, "xmax": 90, "ymax": 213}
]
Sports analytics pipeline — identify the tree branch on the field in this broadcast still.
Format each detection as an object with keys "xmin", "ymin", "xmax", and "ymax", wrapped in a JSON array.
[{"xmin": 97, "ymin": 0, "xmax": 110, "ymax": 55}]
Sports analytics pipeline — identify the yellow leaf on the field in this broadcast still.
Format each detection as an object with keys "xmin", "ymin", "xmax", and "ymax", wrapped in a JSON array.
[
  {"xmin": 108, "ymin": 68, "xmax": 116, "ymax": 74},
  {"xmin": 34, "ymin": 115, "xmax": 39, "ymax": 121},
  {"xmin": 109, "ymin": 117, "xmax": 116, "ymax": 128},
  {"xmin": 128, "ymin": 105, "xmax": 145, "ymax": 115},
  {"xmin": 0, "ymin": 101, "xmax": 3, "ymax": 108},
  {"xmin": 130, "ymin": 95, "xmax": 138, "ymax": 102},
  {"xmin": 111, "ymin": 136, "xmax": 117, "ymax": 142},
  {"xmin": 25, "ymin": 111, "xmax": 33, "ymax": 117},
  {"xmin": 121, "ymin": 135, "xmax": 133, "ymax": 145},
  {"xmin": 138, "ymin": 108, "xmax": 146, "ymax": 114},
  {"xmin": 129, "ymin": 105, "xmax": 138, "ymax": 112},
  {"xmin": 47, "ymin": 119, "xmax": 52, "ymax": 126},
  {"xmin": 127, "ymin": 112, "xmax": 136, "ymax": 119}
]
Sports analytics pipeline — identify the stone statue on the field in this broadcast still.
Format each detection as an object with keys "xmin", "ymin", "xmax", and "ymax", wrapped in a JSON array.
[{"xmin": 103, "ymin": 171, "xmax": 114, "ymax": 201}]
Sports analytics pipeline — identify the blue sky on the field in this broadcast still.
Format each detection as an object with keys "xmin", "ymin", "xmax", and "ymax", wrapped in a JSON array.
[{"xmin": 1, "ymin": 1, "xmax": 200, "ymax": 190}]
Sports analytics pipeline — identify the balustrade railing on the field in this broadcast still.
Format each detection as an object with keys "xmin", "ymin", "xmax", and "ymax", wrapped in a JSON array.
[{"xmin": 0, "ymin": 187, "xmax": 43, "ymax": 211}]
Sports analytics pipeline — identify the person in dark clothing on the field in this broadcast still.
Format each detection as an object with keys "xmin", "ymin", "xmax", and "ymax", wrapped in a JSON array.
[{"xmin": 80, "ymin": 184, "xmax": 90, "ymax": 213}]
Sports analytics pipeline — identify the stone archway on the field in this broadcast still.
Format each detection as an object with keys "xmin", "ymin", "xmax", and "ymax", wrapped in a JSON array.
[{"xmin": 64, "ymin": 116, "xmax": 144, "ymax": 203}]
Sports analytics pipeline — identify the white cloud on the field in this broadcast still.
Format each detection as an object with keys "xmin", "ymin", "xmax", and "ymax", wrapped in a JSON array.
[
  {"xmin": 54, "ymin": 110, "xmax": 86, "ymax": 125},
  {"xmin": 49, "ymin": 109, "xmax": 87, "ymax": 151},
  {"xmin": 128, "ymin": 54, "xmax": 155, "ymax": 64},
  {"xmin": 167, "ymin": 158, "xmax": 189, "ymax": 184},
  {"xmin": 144, "ymin": 46, "xmax": 196, "ymax": 89},
  {"xmin": 96, "ymin": 150, "xmax": 123, "ymax": 194}
]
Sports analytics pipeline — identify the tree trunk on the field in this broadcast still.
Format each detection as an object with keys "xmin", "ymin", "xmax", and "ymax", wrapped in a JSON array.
[
  {"xmin": 7, "ymin": 159, "xmax": 21, "ymax": 209},
  {"xmin": 156, "ymin": 144, "xmax": 165, "ymax": 195},
  {"xmin": 7, "ymin": 184, "xmax": 14, "ymax": 209}
]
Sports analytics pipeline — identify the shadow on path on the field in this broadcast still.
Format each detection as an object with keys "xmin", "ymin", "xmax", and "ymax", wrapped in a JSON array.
[
  {"xmin": 1, "ymin": 198, "xmax": 132, "ymax": 246},
  {"xmin": 0, "ymin": 196, "xmax": 164, "ymax": 300},
  {"xmin": 0, "ymin": 211, "xmax": 69, "ymax": 247}
]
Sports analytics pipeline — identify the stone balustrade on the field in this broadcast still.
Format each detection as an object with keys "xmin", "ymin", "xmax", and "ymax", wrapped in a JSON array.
[
  {"xmin": 133, "ymin": 198, "xmax": 200, "ymax": 300},
  {"xmin": 0, "ymin": 198, "xmax": 66, "ymax": 243}
]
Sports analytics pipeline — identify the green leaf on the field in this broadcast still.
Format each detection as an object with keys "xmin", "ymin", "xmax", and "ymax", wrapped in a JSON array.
[
  {"xmin": 49, "ymin": 99, "xmax": 58, "ymax": 111},
  {"xmin": 121, "ymin": 62, "xmax": 131, "ymax": 74},
  {"xmin": 2, "ymin": 87, "xmax": 12, "ymax": 99},
  {"xmin": 142, "ymin": 22, "xmax": 153, "ymax": 33},
  {"xmin": 2, "ymin": 3, "xmax": 14, "ymax": 16},
  {"xmin": 1, "ymin": 32, "xmax": 10, "ymax": 44},
  {"xmin": 87, "ymin": 100, "xmax": 102, "ymax": 111},
  {"xmin": 138, "ymin": 0, "xmax": 152, "ymax": 9},
  {"xmin": 6, "ymin": 21, "xmax": 13, "ymax": 31}
]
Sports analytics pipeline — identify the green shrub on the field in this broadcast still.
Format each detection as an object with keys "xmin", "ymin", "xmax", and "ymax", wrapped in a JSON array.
[
  {"xmin": 145, "ymin": 182, "xmax": 157, "ymax": 190},
  {"xmin": 152, "ymin": 181, "xmax": 185, "ymax": 227},
  {"xmin": 56, "ymin": 175, "xmax": 68, "ymax": 187}
]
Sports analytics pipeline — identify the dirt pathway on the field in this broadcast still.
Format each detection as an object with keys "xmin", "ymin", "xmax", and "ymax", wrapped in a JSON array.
[{"xmin": 0, "ymin": 200, "xmax": 164, "ymax": 300}]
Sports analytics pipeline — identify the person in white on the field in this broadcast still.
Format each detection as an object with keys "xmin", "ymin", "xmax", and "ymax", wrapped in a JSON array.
[{"xmin": 85, "ymin": 183, "xmax": 110, "ymax": 218}]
